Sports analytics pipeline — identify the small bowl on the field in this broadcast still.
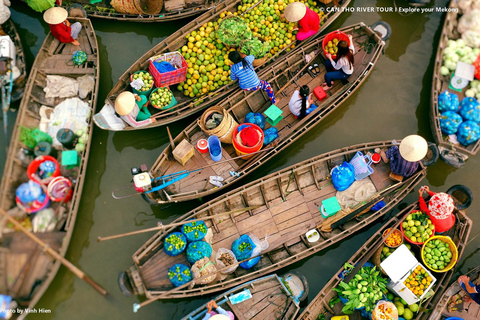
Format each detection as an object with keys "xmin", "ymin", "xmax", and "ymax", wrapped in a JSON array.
[
  {"xmin": 382, "ymin": 228, "xmax": 403, "ymax": 248},
  {"xmin": 305, "ymin": 229, "xmax": 320, "ymax": 243}
]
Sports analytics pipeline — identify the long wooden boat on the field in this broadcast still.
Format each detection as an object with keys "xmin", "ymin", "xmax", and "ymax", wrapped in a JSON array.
[
  {"xmin": 119, "ymin": 140, "xmax": 426, "ymax": 300},
  {"xmin": 125, "ymin": 23, "xmax": 384, "ymax": 205},
  {"xmin": 429, "ymin": 265, "xmax": 480, "ymax": 320},
  {"xmin": 182, "ymin": 274, "xmax": 302, "ymax": 320},
  {"xmin": 431, "ymin": 1, "xmax": 479, "ymax": 167},
  {"xmin": 296, "ymin": 196, "xmax": 472, "ymax": 320},
  {"xmin": 0, "ymin": 18, "xmax": 99, "ymax": 316},
  {"xmin": 1, "ymin": 18, "xmax": 27, "ymax": 102},
  {"xmin": 93, "ymin": 0, "xmax": 351, "ymax": 131}
]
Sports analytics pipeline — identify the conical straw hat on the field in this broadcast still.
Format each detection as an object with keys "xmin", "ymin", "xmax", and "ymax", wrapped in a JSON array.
[
  {"xmin": 399, "ymin": 135, "xmax": 428, "ymax": 162},
  {"xmin": 210, "ymin": 315, "xmax": 230, "ymax": 320},
  {"xmin": 284, "ymin": 2, "xmax": 306, "ymax": 22},
  {"xmin": 43, "ymin": 7, "xmax": 68, "ymax": 25},
  {"xmin": 114, "ymin": 92, "xmax": 136, "ymax": 115}
]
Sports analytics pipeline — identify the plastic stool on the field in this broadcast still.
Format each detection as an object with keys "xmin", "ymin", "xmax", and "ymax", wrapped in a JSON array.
[
  {"xmin": 264, "ymin": 105, "xmax": 283, "ymax": 126},
  {"xmin": 313, "ymin": 86, "xmax": 327, "ymax": 101}
]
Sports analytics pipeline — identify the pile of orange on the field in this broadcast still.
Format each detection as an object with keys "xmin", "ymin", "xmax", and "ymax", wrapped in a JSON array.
[
  {"xmin": 403, "ymin": 265, "xmax": 433, "ymax": 297},
  {"xmin": 383, "ymin": 228, "xmax": 403, "ymax": 248}
]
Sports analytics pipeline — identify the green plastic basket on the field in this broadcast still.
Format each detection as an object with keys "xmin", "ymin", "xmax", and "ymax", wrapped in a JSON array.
[
  {"xmin": 149, "ymin": 87, "xmax": 177, "ymax": 111},
  {"xmin": 130, "ymin": 71, "xmax": 154, "ymax": 96}
]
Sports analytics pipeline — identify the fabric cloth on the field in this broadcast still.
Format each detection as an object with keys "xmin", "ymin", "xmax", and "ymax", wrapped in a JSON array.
[
  {"xmin": 385, "ymin": 145, "xmax": 419, "ymax": 178},
  {"xmin": 44, "ymin": 75, "xmax": 79, "ymax": 98},
  {"xmin": 289, "ymin": 90, "xmax": 317, "ymax": 117},
  {"xmin": 324, "ymin": 60, "xmax": 351, "ymax": 87},
  {"xmin": 419, "ymin": 191, "xmax": 455, "ymax": 233},
  {"xmin": 120, "ymin": 105, "xmax": 153, "ymax": 128},
  {"xmin": 240, "ymin": 125, "xmax": 260, "ymax": 147},
  {"xmin": 0, "ymin": 0, "xmax": 11, "ymax": 25},
  {"xmin": 230, "ymin": 55, "xmax": 260, "ymax": 90},
  {"xmin": 297, "ymin": 7, "xmax": 319, "ymax": 41},
  {"xmin": 49, "ymin": 22, "xmax": 75, "ymax": 43},
  {"xmin": 202, "ymin": 307, "xmax": 234, "ymax": 320},
  {"xmin": 460, "ymin": 281, "xmax": 480, "ymax": 305},
  {"xmin": 328, "ymin": 42, "xmax": 355, "ymax": 74},
  {"xmin": 70, "ymin": 22, "xmax": 81, "ymax": 39},
  {"xmin": 245, "ymin": 80, "xmax": 276, "ymax": 104}
]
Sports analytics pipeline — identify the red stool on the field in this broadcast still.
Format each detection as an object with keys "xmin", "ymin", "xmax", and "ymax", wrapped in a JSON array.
[{"xmin": 313, "ymin": 86, "xmax": 327, "ymax": 101}]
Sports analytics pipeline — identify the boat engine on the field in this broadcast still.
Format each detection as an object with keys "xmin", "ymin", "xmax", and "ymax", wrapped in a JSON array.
[{"xmin": 131, "ymin": 165, "xmax": 152, "ymax": 193}]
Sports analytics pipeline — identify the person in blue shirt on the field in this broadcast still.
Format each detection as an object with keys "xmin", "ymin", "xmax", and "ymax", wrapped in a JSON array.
[
  {"xmin": 229, "ymin": 51, "xmax": 276, "ymax": 104},
  {"xmin": 458, "ymin": 275, "xmax": 480, "ymax": 304}
]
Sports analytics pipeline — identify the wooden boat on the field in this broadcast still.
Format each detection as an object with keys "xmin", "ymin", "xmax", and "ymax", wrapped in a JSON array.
[
  {"xmin": 121, "ymin": 23, "xmax": 384, "ymax": 205},
  {"xmin": 93, "ymin": 0, "xmax": 352, "ymax": 131},
  {"xmin": 119, "ymin": 140, "xmax": 426, "ymax": 300},
  {"xmin": 430, "ymin": 1, "xmax": 478, "ymax": 167},
  {"xmin": 0, "ymin": 18, "xmax": 99, "ymax": 316},
  {"xmin": 0, "ymin": 18, "xmax": 27, "ymax": 102},
  {"xmin": 296, "ymin": 196, "xmax": 472, "ymax": 320},
  {"xmin": 182, "ymin": 273, "xmax": 303, "ymax": 320},
  {"xmin": 429, "ymin": 265, "xmax": 480, "ymax": 320}
]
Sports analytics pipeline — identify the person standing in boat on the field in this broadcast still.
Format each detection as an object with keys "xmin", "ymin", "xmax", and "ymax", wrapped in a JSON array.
[
  {"xmin": 321, "ymin": 35, "xmax": 354, "ymax": 91},
  {"xmin": 457, "ymin": 275, "xmax": 480, "ymax": 304},
  {"xmin": 418, "ymin": 186, "xmax": 455, "ymax": 233},
  {"xmin": 289, "ymin": 85, "xmax": 318, "ymax": 119},
  {"xmin": 114, "ymin": 91, "xmax": 156, "ymax": 128},
  {"xmin": 283, "ymin": 2, "xmax": 319, "ymax": 41},
  {"xmin": 385, "ymin": 135, "xmax": 428, "ymax": 178},
  {"xmin": 43, "ymin": 7, "xmax": 81, "ymax": 46},
  {"xmin": 228, "ymin": 51, "xmax": 276, "ymax": 105},
  {"xmin": 202, "ymin": 300, "xmax": 234, "ymax": 320}
]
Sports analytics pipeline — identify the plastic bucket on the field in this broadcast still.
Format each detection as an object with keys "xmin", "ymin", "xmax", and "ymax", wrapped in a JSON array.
[
  {"xmin": 27, "ymin": 155, "xmax": 61, "ymax": 185},
  {"xmin": 372, "ymin": 153, "xmax": 381, "ymax": 164},
  {"xmin": 208, "ymin": 136, "xmax": 222, "ymax": 162},
  {"xmin": 130, "ymin": 71, "xmax": 154, "ymax": 96},
  {"xmin": 47, "ymin": 176, "xmax": 73, "ymax": 202},
  {"xmin": 196, "ymin": 139, "xmax": 208, "ymax": 153},
  {"xmin": 57, "ymin": 128, "xmax": 77, "ymax": 149},
  {"xmin": 15, "ymin": 181, "xmax": 50, "ymax": 214},
  {"xmin": 322, "ymin": 31, "xmax": 350, "ymax": 60},
  {"xmin": 400, "ymin": 211, "xmax": 436, "ymax": 245},
  {"xmin": 232, "ymin": 124, "xmax": 264, "ymax": 160},
  {"xmin": 421, "ymin": 235, "xmax": 458, "ymax": 273},
  {"xmin": 149, "ymin": 87, "xmax": 177, "ymax": 110}
]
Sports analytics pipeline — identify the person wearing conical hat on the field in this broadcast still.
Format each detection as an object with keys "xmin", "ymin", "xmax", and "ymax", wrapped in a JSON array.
[
  {"xmin": 284, "ymin": 2, "xmax": 320, "ymax": 41},
  {"xmin": 418, "ymin": 186, "xmax": 455, "ymax": 233},
  {"xmin": 201, "ymin": 300, "xmax": 234, "ymax": 320},
  {"xmin": 385, "ymin": 135, "xmax": 428, "ymax": 178},
  {"xmin": 43, "ymin": 7, "xmax": 81, "ymax": 46},
  {"xmin": 115, "ymin": 91, "xmax": 156, "ymax": 128}
]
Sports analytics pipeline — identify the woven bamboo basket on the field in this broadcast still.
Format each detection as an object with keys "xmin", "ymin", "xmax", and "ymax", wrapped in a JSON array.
[
  {"xmin": 111, "ymin": 0, "xmax": 142, "ymax": 14},
  {"xmin": 372, "ymin": 245, "xmax": 387, "ymax": 275},
  {"xmin": 198, "ymin": 106, "xmax": 237, "ymax": 144},
  {"xmin": 252, "ymin": 55, "xmax": 268, "ymax": 67},
  {"xmin": 134, "ymin": 0, "xmax": 163, "ymax": 15}
]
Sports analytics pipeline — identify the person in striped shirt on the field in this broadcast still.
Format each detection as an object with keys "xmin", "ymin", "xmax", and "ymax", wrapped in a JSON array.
[{"xmin": 229, "ymin": 51, "xmax": 276, "ymax": 104}]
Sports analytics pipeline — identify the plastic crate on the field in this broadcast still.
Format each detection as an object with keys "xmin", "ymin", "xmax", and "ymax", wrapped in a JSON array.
[
  {"xmin": 349, "ymin": 151, "xmax": 373, "ymax": 180},
  {"xmin": 148, "ymin": 51, "xmax": 187, "ymax": 88}
]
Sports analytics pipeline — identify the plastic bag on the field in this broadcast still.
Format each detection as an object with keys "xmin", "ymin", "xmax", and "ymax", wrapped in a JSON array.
[
  {"xmin": 168, "ymin": 264, "xmax": 192, "ymax": 287},
  {"xmin": 459, "ymin": 97, "xmax": 480, "ymax": 122},
  {"xmin": 438, "ymin": 91, "xmax": 460, "ymax": 112},
  {"xmin": 31, "ymin": 128, "xmax": 52, "ymax": 145},
  {"xmin": 245, "ymin": 112, "xmax": 266, "ymax": 130},
  {"xmin": 239, "ymin": 234, "xmax": 268, "ymax": 269},
  {"xmin": 331, "ymin": 161, "xmax": 355, "ymax": 191},
  {"xmin": 186, "ymin": 241, "xmax": 212, "ymax": 264},
  {"xmin": 163, "ymin": 232, "xmax": 187, "ymax": 257},
  {"xmin": 458, "ymin": 9, "xmax": 480, "ymax": 34},
  {"xmin": 215, "ymin": 248, "xmax": 239, "ymax": 274},
  {"xmin": 232, "ymin": 234, "xmax": 256, "ymax": 261},
  {"xmin": 181, "ymin": 220, "xmax": 207, "ymax": 242},
  {"xmin": 336, "ymin": 180, "xmax": 376, "ymax": 209},
  {"xmin": 191, "ymin": 257, "xmax": 217, "ymax": 285},
  {"xmin": 457, "ymin": 120, "xmax": 480, "ymax": 146},
  {"xmin": 77, "ymin": 75, "xmax": 95, "ymax": 99},
  {"xmin": 32, "ymin": 208, "xmax": 56, "ymax": 233},
  {"xmin": 372, "ymin": 300, "xmax": 399, "ymax": 320},
  {"xmin": 263, "ymin": 127, "xmax": 279, "ymax": 146},
  {"xmin": 72, "ymin": 50, "xmax": 88, "ymax": 66},
  {"xmin": 440, "ymin": 111, "xmax": 463, "ymax": 135}
]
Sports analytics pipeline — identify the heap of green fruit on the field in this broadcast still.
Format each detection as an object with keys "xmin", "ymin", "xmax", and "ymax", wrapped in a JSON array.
[
  {"xmin": 325, "ymin": 37, "xmax": 339, "ymax": 56},
  {"xmin": 392, "ymin": 296, "xmax": 419, "ymax": 320},
  {"xmin": 380, "ymin": 243, "xmax": 413, "ymax": 262},
  {"xmin": 150, "ymin": 88, "xmax": 173, "ymax": 109},
  {"xmin": 132, "ymin": 71, "xmax": 154, "ymax": 92},
  {"xmin": 177, "ymin": 0, "xmax": 325, "ymax": 98},
  {"xmin": 401, "ymin": 211, "xmax": 435, "ymax": 244},
  {"xmin": 422, "ymin": 238, "xmax": 454, "ymax": 271},
  {"xmin": 74, "ymin": 128, "xmax": 89, "ymax": 153}
]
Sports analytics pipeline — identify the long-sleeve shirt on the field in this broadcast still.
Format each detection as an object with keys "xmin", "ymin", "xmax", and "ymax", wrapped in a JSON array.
[
  {"xmin": 230, "ymin": 55, "xmax": 260, "ymax": 90},
  {"xmin": 385, "ymin": 146, "xmax": 419, "ymax": 178},
  {"xmin": 330, "ymin": 42, "xmax": 355, "ymax": 74},
  {"xmin": 49, "ymin": 22, "xmax": 75, "ymax": 44},
  {"xmin": 202, "ymin": 306, "xmax": 230, "ymax": 320},
  {"xmin": 419, "ymin": 191, "xmax": 455, "ymax": 233},
  {"xmin": 120, "ymin": 105, "xmax": 152, "ymax": 128},
  {"xmin": 298, "ymin": 7, "xmax": 320, "ymax": 35}
]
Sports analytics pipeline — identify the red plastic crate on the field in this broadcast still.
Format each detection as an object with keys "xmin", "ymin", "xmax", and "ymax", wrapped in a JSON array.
[{"xmin": 148, "ymin": 51, "xmax": 187, "ymax": 88}]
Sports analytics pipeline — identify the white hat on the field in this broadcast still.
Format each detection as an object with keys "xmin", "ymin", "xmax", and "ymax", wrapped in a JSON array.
[
  {"xmin": 399, "ymin": 135, "xmax": 428, "ymax": 162},
  {"xmin": 209, "ymin": 315, "xmax": 230, "ymax": 320},
  {"xmin": 114, "ymin": 92, "xmax": 136, "ymax": 115},
  {"xmin": 284, "ymin": 2, "xmax": 307, "ymax": 22},
  {"xmin": 43, "ymin": 7, "xmax": 68, "ymax": 25}
]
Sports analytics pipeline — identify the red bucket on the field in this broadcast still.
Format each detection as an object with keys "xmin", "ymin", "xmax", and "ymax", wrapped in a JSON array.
[
  {"xmin": 232, "ymin": 123, "xmax": 264, "ymax": 160},
  {"xmin": 322, "ymin": 31, "xmax": 350, "ymax": 60},
  {"xmin": 47, "ymin": 176, "xmax": 73, "ymax": 202},
  {"xmin": 196, "ymin": 139, "xmax": 209, "ymax": 153},
  {"xmin": 27, "ymin": 155, "xmax": 61, "ymax": 185}
]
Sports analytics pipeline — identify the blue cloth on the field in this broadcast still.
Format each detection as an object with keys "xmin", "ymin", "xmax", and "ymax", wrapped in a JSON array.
[
  {"xmin": 153, "ymin": 61, "xmax": 175, "ymax": 73},
  {"xmin": 230, "ymin": 55, "xmax": 260, "ymax": 90},
  {"xmin": 202, "ymin": 307, "xmax": 230, "ymax": 320},
  {"xmin": 385, "ymin": 146, "xmax": 419, "ymax": 178},
  {"xmin": 460, "ymin": 280, "xmax": 480, "ymax": 304},
  {"xmin": 324, "ymin": 60, "xmax": 351, "ymax": 87}
]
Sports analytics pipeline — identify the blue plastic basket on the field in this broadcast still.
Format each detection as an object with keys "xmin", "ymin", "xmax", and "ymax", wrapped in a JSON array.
[{"xmin": 349, "ymin": 151, "xmax": 374, "ymax": 181}]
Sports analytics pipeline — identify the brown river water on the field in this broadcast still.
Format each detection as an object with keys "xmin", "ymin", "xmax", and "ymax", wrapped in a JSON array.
[{"xmin": 1, "ymin": 0, "xmax": 479, "ymax": 318}]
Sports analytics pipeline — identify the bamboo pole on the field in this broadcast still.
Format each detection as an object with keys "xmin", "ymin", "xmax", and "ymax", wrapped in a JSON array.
[
  {"xmin": 166, "ymin": 126, "xmax": 175, "ymax": 150},
  {"xmin": 0, "ymin": 207, "xmax": 108, "ymax": 296},
  {"xmin": 97, "ymin": 206, "xmax": 260, "ymax": 242}
]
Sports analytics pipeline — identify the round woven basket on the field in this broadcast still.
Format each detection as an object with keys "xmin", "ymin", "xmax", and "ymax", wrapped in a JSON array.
[
  {"xmin": 134, "ymin": 0, "xmax": 163, "ymax": 15},
  {"xmin": 252, "ymin": 55, "xmax": 268, "ymax": 67},
  {"xmin": 372, "ymin": 245, "xmax": 387, "ymax": 276},
  {"xmin": 198, "ymin": 106, "xmax": 237, "ymax": 144},
  {"xmin": 110, "ymin": 0, "xmax": 142, "ymax": 14}
]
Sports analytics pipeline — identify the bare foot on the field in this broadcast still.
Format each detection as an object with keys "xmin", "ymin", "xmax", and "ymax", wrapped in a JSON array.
[
  {"xmin": 464, "ymin": 295, "xmax": 473, "ymax": 303},
  {"xmin": 321, "ymin": 83, "xmax": 332, "ymax": 90}
]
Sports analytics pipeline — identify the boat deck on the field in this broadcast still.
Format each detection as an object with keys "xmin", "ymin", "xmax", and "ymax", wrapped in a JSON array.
[{"xmin": 437, "ymin": 271, "xmax": 480, "ymax": 320}]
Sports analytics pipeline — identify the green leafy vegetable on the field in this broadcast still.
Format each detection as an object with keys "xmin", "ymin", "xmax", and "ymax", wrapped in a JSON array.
[
  {"xmin": 240, "ymin": 38, "xmax": 271, "ymax": 58},
  {"xmin": 217, "ymin": 16, "xmax": 252, "ymax": 46}
]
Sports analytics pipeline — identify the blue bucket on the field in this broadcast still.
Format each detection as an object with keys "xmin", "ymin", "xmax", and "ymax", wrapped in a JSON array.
[{"xmin": 208, "ymin": 136, "xmax": 222, "ymax": 162}]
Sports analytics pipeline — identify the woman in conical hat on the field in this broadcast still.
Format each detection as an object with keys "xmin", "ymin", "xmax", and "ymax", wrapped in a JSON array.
[
  {"xmin": 385, "ymin": 135, "xmax": 428, "ymax": 178},
  {"xmin": 201, "ymin": 300, "xmax": 235, "ymax": 320},
  {"xmin": 418, "ymin": 186, "xmax": 455, "ymax": 233},
  {"xmin": 284, "ymin": 2, "xmax": 320, "ymax": 41},
  {"xmin": 43, "ymin": 7, "xmax": 81, "ymax": 45},
  {"xmin": 114, "ymin": 91, "xmax": 155, "ymax": 128}
]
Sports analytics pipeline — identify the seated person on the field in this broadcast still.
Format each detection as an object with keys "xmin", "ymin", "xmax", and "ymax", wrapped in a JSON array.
[
  {"xmin": 284, "ymin": 2, "xmax": 319, "ymax": 41},
  {"xmin": 458, "ymin": 274, "xmax": 480, "ymax": 304},
  {"xmin": 114, "ymin": 91, "xmax": 155, "ymax": 128},
  {"xmin": 385, "ymin": 135, "xmax": 427, "ymax": 178},
  {"xmin": 418, "ymin": 186, "xmax": 455, "ymax": 233},
  {"xmin": 202, "ymin": 300, "xmax": 234, "ymax": 320},
  {"xmin": 322, "ymin": 35, "xmax": 354, "ymax": 91},
  {"xmin": 43, "ymin": 7, "xmax": 81, "ymax": 46},
  {"xmin": 289, "ymin": 85, "xmax": 317, "ymax": 119}
]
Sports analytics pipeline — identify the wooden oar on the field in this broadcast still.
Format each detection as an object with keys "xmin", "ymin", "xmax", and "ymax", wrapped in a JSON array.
[
  {"xmin": 97, "ymin": 206, "xmax": 260, "ymax": 242},
  {"xmin": 0, "ymin": 207, "xmax": 108, "ymax": 296}
]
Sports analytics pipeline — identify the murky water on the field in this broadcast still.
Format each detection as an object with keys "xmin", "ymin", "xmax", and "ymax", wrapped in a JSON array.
[{"xmin": 2, "ymin": 0, "xmax": 480, "ymax": 318}]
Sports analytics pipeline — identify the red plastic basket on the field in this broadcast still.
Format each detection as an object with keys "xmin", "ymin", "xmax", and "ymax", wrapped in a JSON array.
[
  {"xmin": 322, "ymin": 31, "xmax": 350, "ymax": 60},
  {"xmin": 148, "ymin": 51, "xmax": 187, "ymax": 88}
]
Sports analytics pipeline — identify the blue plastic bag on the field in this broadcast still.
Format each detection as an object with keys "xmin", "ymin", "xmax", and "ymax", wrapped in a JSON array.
[
  {"xmin": 331, "ymin": 161, "xmax": 355, "ymax": 191},
  {"xmin": 168, "ymin": 264, "xmax": 192, "ymax": 287},
  {"xmin": 245, "ymin": 112, "xmax": 266, "ymax": 130},
  {"xmin": 186, "ymin": 241, "xmax": 212, "ymax": 264},
  {"xmin": 232, "ymin": 235, "xmax": 256, "ymax": 261},
  {"xmin": 459, "ymin": 97, "xmax": 480, "ymax": 122},
  {"xmin": 263, "ymin": 127, "xmax": 278, "ymax": 146},
  {"xmin": 371, "ymin": 200, "xmax": 386, "ymax": 212},
  {"xmin": 153, "ymin": 61, "xmax": 175, "ymax": 73},
  {"xmin": 457, "ymin": 121, "xmax": 480, "ymax": 146},
  {"xmin": 438, "ymin": 90, "xmax": 459, "ymax": 112},
  {"xmin": 163, "ymin": 232, "xmax": 187, "ymax": 257},
  {"xmin": 181, "ymin": 221, "xmax": 207, "ymax": 242},
  {"xmin": 440, "ymin": 111, "xmax": 463, "ymax": 135}
]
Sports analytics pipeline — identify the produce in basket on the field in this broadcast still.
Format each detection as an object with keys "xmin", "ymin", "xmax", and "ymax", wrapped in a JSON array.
[
  {"xmin": 380, "ymin": 243, "xmax": 412, "ymax": 262},
  {"xmin": 150, "ymin": 87, "xmax": 173, "ymax": 109},
  {"xmin": 422, "ymin": 238, "xmax": 453, "ymax": 271},
  {"xmin": 164, "ymin": 232, "xmax": 187, "ymax": 256},
  {"xmin": 240, "ymin": 38, "xmax": 272, "ymax": 59},
  {"xmin": 382, "ymin": 228, "xmax": 403, "ymax": 248},
  {"xmin": 401, "ymin": 211, "xmax": 435, "ymax": 244},
  {"xmin": 191, "ymin": 257, "xmax": 217, "ymax": 285},
  {"xmin": 168, "ymin": 263, "xmax": 192, "ymax": 287},
  {"xmin": 217, "ymin": 16, "xmax": 252, "ymax": 46},
  {"xmin": 186, "ymin": 241, "xmax": 212, "ymax": 264},
  {"xmin": 181, "ymin": 220, "xmax": 208, "ymax": 242},
  {"xmin": 393, "ymin": 297, "xmax": 418, "ymax": 318},
  {"xmin": 132, "ymin": 71, "xmax": 154, "ymax": 92},
  {"xmin": 440, "ymin": 111, "xmax": 463, "ymax": 135},
  {"xmin": 402, "ymin": 265, "xmax": 433, "ymax": 298}
]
